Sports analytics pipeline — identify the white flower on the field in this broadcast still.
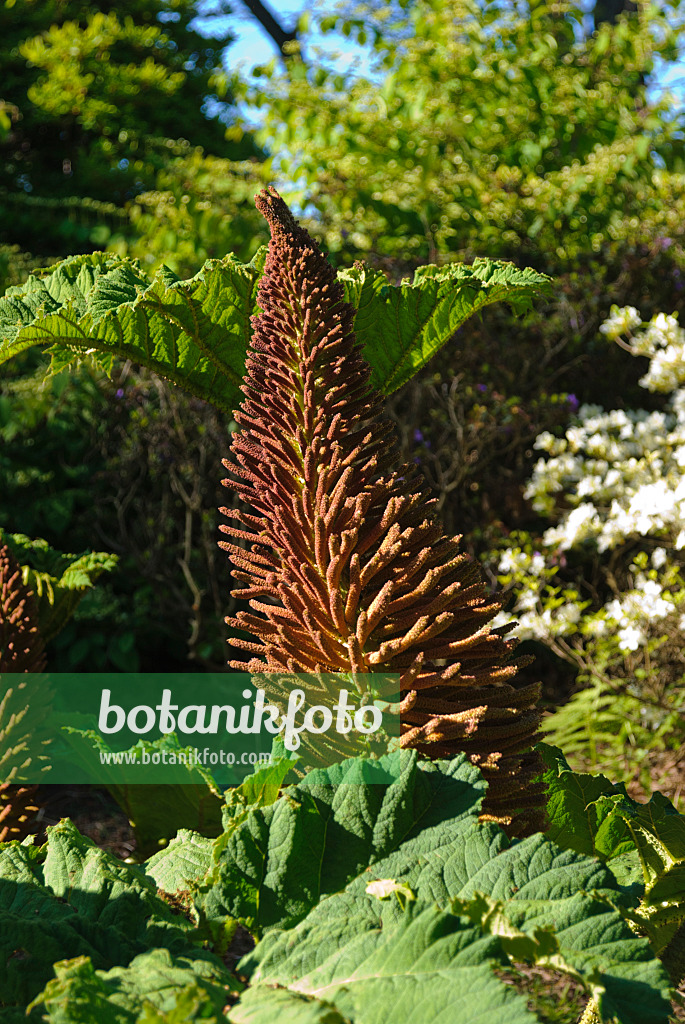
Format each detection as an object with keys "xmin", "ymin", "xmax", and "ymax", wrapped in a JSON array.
[
  {"xmin": 618, "ymin": 625, "xmax": 644, "ymax": 652},
  {"xmin": 543, "ymin": 503, "xmax": 600, "ymax": 550},
  {"xmin": 530, "ymin": 552, "xmax": 546, "ymax": 575},
  {"xmin": 652, "ymin": 547, "xmax": 667, "ymax": 569},
  {"xmin": 498, "ymin": 549, "xmax": 530, "ymax": 573},
  {"xmin": 599, "ymin": 305, "xmax": 641, "ymax": 340}
]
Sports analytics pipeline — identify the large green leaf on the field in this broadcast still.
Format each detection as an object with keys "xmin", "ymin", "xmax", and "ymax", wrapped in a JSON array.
[
  {"xmin": 0, "ymin": 252, "xmax": 265, "ymax": 415},
  {"xmin": 145, "ymin": 830, "xmax": 215, "ymax": 897},
  {"xmin": 237, "ymin": 903, "xmax": 538, "ymax": 1024},
  {"xmin": 144, "ymin": 756, "xmax": 297, "ymax": 892},
  {"xmin": 539, "ymin": 744, "xmax": 635, "ymax": 862},
  {"xmin": 0, "ymin": 820, "xmax": 211, "ymax": 1010},
  {"xmin": 229, "ymin": 985, "xmax": 351, "ymax": 1024},
  {"xmin": 0, "ymin": 251, "xmax": 550, "ymax": 410},
  {"xmin": 29, "ymin": 950, "xmax": 232, "ymax": 1024},
  {"xmin": 340, "ymin": 258, "xmax": 552, "ymax": 394},
  {"xmin": 541, "ymin": 744, "xmax": 685, "ymax": 954},
  {"xmin": 1, "ymin": 531, "xmax": 117, "ymax": 642},
  {"xmin": 2, "ymin": 759, "xmax": 674, "ymax": 1024},
  {"xmin": 242, "ymin": 822, "xmax": 671, "ymax": 1024},
  {"xmin": 221, "ymin": 754, "xmax": 297, "ymax": 832},
  {"xmin": 197, "ymin": 751, "xmax": 487, "ymax": 934}
]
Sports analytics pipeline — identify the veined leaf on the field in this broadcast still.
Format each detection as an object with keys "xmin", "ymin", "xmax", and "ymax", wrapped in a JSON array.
[
  {"xmin": 222, "ymin": 755, "xmax": 297, "ymax": 832},
  {"xmin": 0, "ymin": 251, "xmax": 266, "ymax": 414},
  {"xmin": 239, "ymin": 904, "xmax": 538, "ymax": 1024},
  {"xmin": 540, "ymin": 744, "xmax": 685, "ymax": 958},
  {"xmin": 197, "ymin": 751, "xmax": 487, "ymax": 934},
  {"xmin": 339, "ymin": 258, "xmax": 552, "ymax": 394},
  {"xmin": 244, "ymin": 823, "xmax": 671, "ymax": 1024},
  {"xmin": 0, "ymin": 820, "xmax": 209, "ymax": 1009},
  {"xmin": 539, "ymin": 743, "xmax": 635, "ymax": 862},
  {"xmin": 1, "ymin": 531, "xmax": 117, "ymax": 642},
  {"xmin": 229, "ymin": 984, "xmax": 351, "ymax": 1024},
  {"xmin": 144, "ymin": 757, "xmax": 298, "ymax": 896},
  {"xmin": 145, "ymin": 829, "xmax": 215, "ymax": 900},
  {"xmin": 0, "ymin": 250, "xmax": 551, "ymax": 409},
  {"xmin": 29, "ymin": 949, "xmax": 233, "ymax": 1024}
]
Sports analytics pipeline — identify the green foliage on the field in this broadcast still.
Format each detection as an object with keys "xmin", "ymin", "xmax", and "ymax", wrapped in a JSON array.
[
  {"xmin": 0, "ymin": 819, "xmax": 233, "ymax": 1013},
  {"xmin": 243, "ymin": 0, "xmax": 685, "ymax": 266},
  {"xmin": 1, "ymin": 532, "xmax": 116, "ymax": 642},
  {"xmin": 59, "ymin": 730, "xmax": 224, "ymax": 859},
  {"xmin": 0, "ymin": 752, "xmax": 681, "ymax": 1021},
  {"xmin": 0, "ymin": 0, "xmax": 261, "ymax": 268},
  {"xmin": 541, "ymin": 745, "xmax": 685, "ymax": 961},
  {"xmin": 0, "ymin": 248, "xmax": 550, "ymax": 411},
  {"xmin": 197, "ymin": 752, "xmax": 487, "ymax": 936},
  {"xmin": 0, "ymin": 355, "xmax": 106, "ymax": 541},
  {"xmin": 341, "ymin": 258, "xmax": 552, "ymax": 393},
  {"xmin": 221, "ymin": 754, "xmax": 297, "ymax": 832},
  {"xmin": 30, "ymin": 952, "xmax": 231, "ymax": 1024},
  {"xmin": 153, "ymin": 752, "xmax": 673, "ymax": 1023}
]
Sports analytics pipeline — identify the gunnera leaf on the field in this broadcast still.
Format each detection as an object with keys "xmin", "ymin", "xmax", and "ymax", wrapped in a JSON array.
[
  {"xmin": 220, "ymin": 188, "xmax": 545, "ymax": 836},
  {"xmin": 1, "ymin": 531, "xmax": 118, "ymax": 642},
  {"xmin": 0, "ymin": 543, "xmax": 50, "ymax": 841},
  {"xmin": 195, "ymin": 751, "xmax": 487, "ymax": 935},
  {"xmin": 241, "ymin": 826, "xmax": 672, "ymax": 1024},
  {"xmin": 0, "ymin": 819, "xmax": 229, "ymax": 1012},
  {"xmin": 28, "ymin": 949, "xmax": 233, "ymax": 1024}
]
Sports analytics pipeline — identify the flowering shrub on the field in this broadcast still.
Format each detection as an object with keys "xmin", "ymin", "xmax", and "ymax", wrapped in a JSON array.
[{"xmin": 495, "ymin": 307, "xmax": 685, "ymax": 793}]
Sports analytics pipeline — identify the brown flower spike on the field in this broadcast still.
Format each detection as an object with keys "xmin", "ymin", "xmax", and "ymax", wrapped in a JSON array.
[
  {"xmin": 0, "ymin": 542, "xmax": 46, "ymax": 841},
  {"xmin": 220, "ymin": 187, "xmax": 546, "ymax": 835}
]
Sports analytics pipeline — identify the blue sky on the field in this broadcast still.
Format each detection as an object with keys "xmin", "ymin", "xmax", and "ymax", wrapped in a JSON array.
[
  {"xmin": 229, "ymin": 0, "xmax": 305, "ymax": 69},
  {"xmin": 195, "ymin": 0, "xmax": 365, "ymax": 75}
]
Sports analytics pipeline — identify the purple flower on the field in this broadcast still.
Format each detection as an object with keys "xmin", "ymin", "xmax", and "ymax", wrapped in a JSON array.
[
  {"xmin": 657, "ymin": 236, "xmax": 674, "ymax": 251},
  {"xmin": 477, "ymin": 384, "xmax": 487, "ymax": 393},
  {"xmin": 413, "ymin": 428, "xmax": 424, "ymax": 443},
  {"xmin": 115, "ymin": 388, "xmax": 124, "ymax": 399},
  {"xmin": 567, "ymin": 393, "xmax": 579, "ymax": 412}
]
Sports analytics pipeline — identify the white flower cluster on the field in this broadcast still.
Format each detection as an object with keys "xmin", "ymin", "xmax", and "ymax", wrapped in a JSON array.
[
  {"xmin": 495, "ymin": 307, "xmax": 685, "ymax": 657},
  {"xmin": 598, "ymin": 304, "xmax": 641, "ymax": 340},
  {"xmin": 525, "ymin": 308, "xmax": 685, "ymax": 553},
  {"xmin": 605, "ymin": 573, "xmax": 676, "ymax": 651},
  {"xmin": 628, "ymin": 312, "xmax": 685, "ymax": 394},
  {"xmin": 493, "ymin": 545, "xmax": 587, "ymax": 642}
]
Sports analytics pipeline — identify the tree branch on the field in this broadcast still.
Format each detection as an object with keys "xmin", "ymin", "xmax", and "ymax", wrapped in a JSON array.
[
  {"xmin": 239, "ymin": 0, "xmax": 299, "ymax": 59},
  {"xmin": 593, "ymin": 0, "xmax": 637, "ymax": 28}
]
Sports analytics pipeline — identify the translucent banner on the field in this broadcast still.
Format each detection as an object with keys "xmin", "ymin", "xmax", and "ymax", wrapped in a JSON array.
[{"xmin": 0, "ymin": 672, "xmax": 401, "ymax": 785}]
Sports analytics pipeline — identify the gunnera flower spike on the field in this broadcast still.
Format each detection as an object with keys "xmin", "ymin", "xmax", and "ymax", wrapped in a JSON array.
[
  {"xmin": 220, "ymin": 187, "xmax": 546, "ymax": 836},
  {"xmin": 0, "ymin": 542, "xmax": 47, "ymax": 841}
]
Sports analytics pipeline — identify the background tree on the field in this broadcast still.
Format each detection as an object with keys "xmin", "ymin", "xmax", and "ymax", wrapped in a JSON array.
[
  {"xmin": 242, "ymin": 0, "xmax": 684, "ymax": 267},
  {"xmin": 0, "ymin": 0, "xmax": 264, "ymax": 275},
  {"xmin": 0, "ymin": 0, "xmax": 273, "ymax": 674}
]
